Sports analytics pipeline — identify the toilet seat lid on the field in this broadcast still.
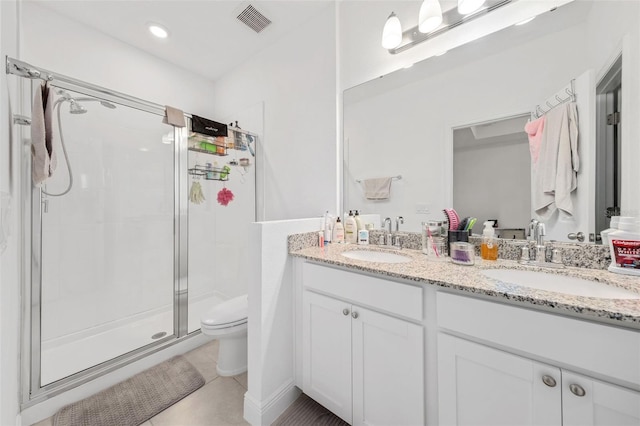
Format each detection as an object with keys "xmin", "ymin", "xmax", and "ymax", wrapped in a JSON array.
[{"xmin": 201, "ymin": 294, "xmax": 248, "ymax": 327}]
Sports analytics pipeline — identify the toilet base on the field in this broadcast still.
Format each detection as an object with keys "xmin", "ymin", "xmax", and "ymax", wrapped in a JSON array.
[{"xmin": 216, "ymin": 332, "xmax": 247, "ymax": 377}]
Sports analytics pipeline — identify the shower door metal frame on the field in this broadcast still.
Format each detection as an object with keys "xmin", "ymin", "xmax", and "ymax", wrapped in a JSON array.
[{"xmin": 9, "ymin": 57, "xmax": 192, "ymax": 407}]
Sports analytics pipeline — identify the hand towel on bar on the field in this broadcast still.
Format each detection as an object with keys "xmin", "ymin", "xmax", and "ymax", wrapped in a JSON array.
[
  {"xmin": 533, "ymin": 102, "xmax": 579, "ymax": 217},
  {"xmin": 163, "ymin": 106, "xmax": 186, "ymax": 127},
  {"xmin": 362, "ymin": 177, "xmax": 392, "ymax": 200},
  {"xmin": 524, "ymin": 115, "xmax": 545, "ymax": 164},
  {"xmin": 31, "ymin": 82, "xmax": 55, "ymax": 184}
]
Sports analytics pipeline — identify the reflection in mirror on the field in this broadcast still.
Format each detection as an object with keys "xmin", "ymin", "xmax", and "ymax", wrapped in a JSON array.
[
  {"xmin": 343, "ymin": 0, "xmax": 639, "ymax": 243},
  {"xmin": 453, "ymin": 115, "xmax": 530, "ymax": 237}
]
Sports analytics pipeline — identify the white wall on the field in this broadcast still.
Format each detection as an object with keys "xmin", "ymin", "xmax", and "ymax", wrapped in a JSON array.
[
  {"xmin": 245, "ymin": 218, "xmax": 322, "ymax": 426},
  {"xmin": 344, "ymin": 21, "xmax": 590, "ymax": 232},
  {"xmin": 211, "ymin": 4, "xmax": 338, "ymax": 221},
  {"xmin": 20, "ymin": 2, "xmax": 217, "ymax": 116},
  {"xmin": 0, "ymin": 0, "xmax": 21, "ymax": 423}
]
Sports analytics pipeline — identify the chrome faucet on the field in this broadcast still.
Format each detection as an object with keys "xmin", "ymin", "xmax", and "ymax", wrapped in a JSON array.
[
  {"xmin": 383, "ymin": 217, "xmax": 392, "ymax": 233},
  {"xmin": 395, "ymin": 216, "xmax": 404, "ymax": 232},
  {"xmin": 534, "ymin": 222, "xmax": 546, "ymax": 262}
]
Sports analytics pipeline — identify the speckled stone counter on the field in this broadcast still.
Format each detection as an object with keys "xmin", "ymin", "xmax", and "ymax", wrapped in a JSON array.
[{"xmin": 289, "ymin": 240, "xmax": 640, "ymax": 329}]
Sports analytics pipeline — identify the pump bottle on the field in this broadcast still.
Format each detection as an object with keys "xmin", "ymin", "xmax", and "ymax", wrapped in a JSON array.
[
  {"xmin": 345, "ymin": 211, "xmax": 358, "ymax": 244},
  {"xmin": 481, "ymin": 221, "xmax": 498, "ymax": 260},
  {"xmin": 354, "ymin": 210, "xmax": 363, "ymax": 233},
  {"xmin": 333, "ymin": 217, "xmax": 345, "ymax": 243}
]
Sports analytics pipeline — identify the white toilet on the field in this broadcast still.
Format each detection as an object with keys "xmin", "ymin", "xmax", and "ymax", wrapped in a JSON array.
[{"xmin": 200, "ymin": 294, "xmax": 248, "ymax": 377}]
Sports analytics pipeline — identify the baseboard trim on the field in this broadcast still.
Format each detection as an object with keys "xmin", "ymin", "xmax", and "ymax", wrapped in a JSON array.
[{"xmin": 244, "ymin": 380, "xmax": 301, "ymax": 425}]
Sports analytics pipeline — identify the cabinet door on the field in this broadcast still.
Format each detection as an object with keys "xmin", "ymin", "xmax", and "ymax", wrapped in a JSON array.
[
  {"xmin": 563, "ymin": 370, "xmax": 640, "ymax": 426},
  {"xmin": 438, "ymin": 333, "xmax": 561, "ymax": 426},
  {"xmin": 352, "ymin": 305, "xmax": 424, "ymax": 426},
  {"xmin": 302, "ymin": 291, "xmax": 353, "ymax": 424}
]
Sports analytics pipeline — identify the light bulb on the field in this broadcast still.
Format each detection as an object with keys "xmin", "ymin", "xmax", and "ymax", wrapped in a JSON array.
[
  {"xmin": 382, "ymin": 12, "xmax": 402, "ymax": 49},
  {"xmin": 148, "ymin": 23, "xmax": 169, "ymax": 39},
  {"xmin": 419, "ymin": 0, "xmax": 443, "ymax": 34},
  {"xmin": 458, "ymin": 0, "xmax": 486, "ymax": 15}
]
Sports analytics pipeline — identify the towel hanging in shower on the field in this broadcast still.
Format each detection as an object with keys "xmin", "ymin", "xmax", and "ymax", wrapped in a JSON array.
[
  {"xmin": 163, "ymin": 105, "xmax": 186, "ymax": 128},
  {"xmin": 31, "ymin": 82, "xmax": 56, "ymax": 184}
]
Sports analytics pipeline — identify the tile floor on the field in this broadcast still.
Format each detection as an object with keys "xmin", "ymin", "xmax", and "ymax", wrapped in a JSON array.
[{"xmin": 33, "ymin": 340, "xmax": 249, "ymax": 426}]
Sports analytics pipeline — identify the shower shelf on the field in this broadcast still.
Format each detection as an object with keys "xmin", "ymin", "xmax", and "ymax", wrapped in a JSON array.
[
  {"xmin": 188, "ymin": 165, "xmax": 230, "ymax": 181},
  {"xmin": 188, "ymin": 146, "xmax": 228, "ymax": 157}
]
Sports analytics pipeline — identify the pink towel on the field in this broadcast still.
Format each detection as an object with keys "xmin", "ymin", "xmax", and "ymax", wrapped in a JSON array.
[{"xmin": 525, "ymin": 115, "xmax": 546, "ymax": 164}]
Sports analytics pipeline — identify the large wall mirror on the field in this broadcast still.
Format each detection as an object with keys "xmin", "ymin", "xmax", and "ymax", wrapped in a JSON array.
[{"xmin": 343, "ymin": 0, "xmax": 638, "ymax": 243}]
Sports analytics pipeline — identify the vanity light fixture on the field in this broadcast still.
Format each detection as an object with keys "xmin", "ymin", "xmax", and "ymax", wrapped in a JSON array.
[
  {"xmin": 515, "ymin": 16, "xmax": 536, "ymax": 26},
  {"xmin": 148, "ymin": 23, "xmax": 169, "ymax": 39},
  {"xmin": 384, "ymin": 0, "xmax": 511, "ymax": 55},
  {"xmin": 419, "ymin": 0, "xmax": 444, "ymax": 33},
  {"xmin": 382, "ymin": 12, "xmax": 403, "ymax": 49},
  {"xmin": 458, "ymin": 0, "xmax": 486, "ymax": 15}
]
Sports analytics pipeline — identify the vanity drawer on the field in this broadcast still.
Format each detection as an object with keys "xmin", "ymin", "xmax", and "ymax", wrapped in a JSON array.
[
  {"xmin": 437, "ymin": 292, "xmax": 640, "ymax": 387},
  {"xmin": 302, "ymin": 262, "xmax": 423, "ymax": 321}
]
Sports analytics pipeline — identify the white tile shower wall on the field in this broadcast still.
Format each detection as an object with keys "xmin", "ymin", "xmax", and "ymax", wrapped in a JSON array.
[{"xmin": 211, "ymin": 4, "xmax": 338, "ymax": 221}]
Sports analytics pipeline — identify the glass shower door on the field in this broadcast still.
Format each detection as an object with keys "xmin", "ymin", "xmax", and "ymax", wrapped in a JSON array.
[{"xmin": 36, "ymin": 88, "xmax": 176, "ymax": 386}]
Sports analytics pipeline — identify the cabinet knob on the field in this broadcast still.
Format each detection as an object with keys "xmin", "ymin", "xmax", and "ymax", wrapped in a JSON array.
[
  {"xmin": 351, "ymin": 311, "xmax": 359, "ymax": 319},
  {"xmin": 569, "ymin": 384, "xmax": 586, "ymax": 397},
  {"xmin": 567, "ymin": 232, "xmax": 585, "ymax": 242},
  {"xmin": 343, "ymin": 308, "xmax": 350, "ymax": 316},
  {"xmin": 542, "ymin": 375, "xmax": 557, "ymax": 387}
]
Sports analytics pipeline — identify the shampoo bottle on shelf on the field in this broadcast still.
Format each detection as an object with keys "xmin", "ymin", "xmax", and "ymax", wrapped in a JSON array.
[
  {"xmin": 333, "ymin": 216, "xmax": 345, "ymax": 243},
  {"xmin": 345, "ymin": 210, "xmax": 358, "ymax": 244},
  {"xmin": 481, "ymin": 221, "xmax": 498, "ymax": 260}
]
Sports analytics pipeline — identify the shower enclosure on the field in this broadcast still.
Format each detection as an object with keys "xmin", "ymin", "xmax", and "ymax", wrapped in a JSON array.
[{"xmin": 9, "ymin": 57, "xmax": 256, "ymax": 404}]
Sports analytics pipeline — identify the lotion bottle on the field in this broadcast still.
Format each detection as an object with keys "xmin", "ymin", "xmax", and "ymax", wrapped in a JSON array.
[
  {"xmin": 481, "ymin": 221, "xmax": 498, "ymax": 260},
  {"xmin": 333, "ymin": 216, "xmax": 345, "ymax": 243},
  {"xmin": 354, "ymin": 210, "xmax": 363, "ymax": 232},
  {"xmin": 345, "ymin": 210, "xmax": 358, "ymax": 244}
]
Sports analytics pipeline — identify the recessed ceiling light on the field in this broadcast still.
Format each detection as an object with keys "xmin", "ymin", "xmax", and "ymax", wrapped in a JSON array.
[
  {"xmin": 515, "ymin": 16, "xmax": 535, "ymax": 26},
  {"xmin": 148, "ymin": 23, "xmax": 169, "ymax": 39}
]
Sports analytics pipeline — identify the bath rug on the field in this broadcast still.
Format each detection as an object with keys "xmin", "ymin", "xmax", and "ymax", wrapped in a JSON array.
[
  {"xmin": 53, "ymin": 355, "xmax": 205, "ymax": 426},
  {"xmin": 273, "ymin": 393, "xmax": 349, "ymax": 426}
]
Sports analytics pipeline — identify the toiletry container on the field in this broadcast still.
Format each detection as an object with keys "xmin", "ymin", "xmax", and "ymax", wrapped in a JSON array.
[
  {"xmin": 323, "ymin": 211, "xmax": 332, "ymax": 244},
  {"xmin": 345, "ymin": 211, "xmax": 358, "ymax": 244},
  {"xmin": 481, "ymin": 221, "xmax": 498, "ymax": 260},
  {"xmin": 333, "ymin": 217, "xmax": 345, "ymax": 243},
  {"xmin": 358, "ymin": 229, "xmax": 370, "ymax": 245},
  {"xmin": 601, "ymin": 216, "xmax": 620, "ymax": 245},
  {"xmin": 354, "ymin": 210, "xmax": 363, "ymax": 232},
  {"xmin": 608, "ymin": 217, "xmax": 640, "ymax": 276},
  {"xmin": 450, "ymin": 242, "xmax": 475, "ymax": 265}
]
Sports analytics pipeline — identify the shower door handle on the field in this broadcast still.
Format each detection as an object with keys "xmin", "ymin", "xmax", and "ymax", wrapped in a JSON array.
[{"xmin": 42, "ymin": 198, "xmax": 49, "ymax": 213}]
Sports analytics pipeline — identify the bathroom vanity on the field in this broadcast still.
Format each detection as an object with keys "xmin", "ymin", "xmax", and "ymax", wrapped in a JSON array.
[{"xmin": 290, "ymin": 242, "xmax": 640, "ymax": 426}]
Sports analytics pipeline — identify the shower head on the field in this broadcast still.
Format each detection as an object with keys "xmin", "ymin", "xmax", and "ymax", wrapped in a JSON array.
[{"xmin": 69, "ymin": 99, "xmax": 87, "ymax": 114}]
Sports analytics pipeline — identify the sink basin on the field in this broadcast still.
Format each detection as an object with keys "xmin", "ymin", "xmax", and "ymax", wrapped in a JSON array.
[
  {"xmin": 341, "ymin": 250, "xmax": 412, "ymax": 264},
  {"xmin": 482, "ymin": 269, "xmax": 640, "ymax": 299}
]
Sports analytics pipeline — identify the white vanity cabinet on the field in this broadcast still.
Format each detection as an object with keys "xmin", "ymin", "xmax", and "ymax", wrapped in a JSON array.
[
  {"xmin": 437, "ymin": 292, "xmax": 640, "ymax": 426},
  {"xmin": 300, "ymin": 262, "xmax": 424, "ymax": 426}
]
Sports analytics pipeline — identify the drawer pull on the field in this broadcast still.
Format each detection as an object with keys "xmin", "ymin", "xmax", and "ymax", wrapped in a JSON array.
[
  {"xmin": 569, "ymin": 384, "xmax": 586, "ymax": 397},
  {"xmin": 352, "ymin": 311, "xmax": 359, "ymax": 319},
  {"xmin": 542, "ymin": 375, "xmax": 557, "ymax": 387},
  {"xmin": 343, "ymin": 308, "xmax": 350, "ymax": 316}
]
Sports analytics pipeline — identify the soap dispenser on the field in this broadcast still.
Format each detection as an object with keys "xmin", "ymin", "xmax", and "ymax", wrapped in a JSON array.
[{"xmin": 481, "ymin": 221, "xmax": 498, "ymax": 260}]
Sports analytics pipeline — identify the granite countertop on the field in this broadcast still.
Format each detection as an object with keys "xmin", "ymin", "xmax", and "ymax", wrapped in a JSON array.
[{"xmin": 290, "ymin": 242, "xmax": 640, "ymax": 329}]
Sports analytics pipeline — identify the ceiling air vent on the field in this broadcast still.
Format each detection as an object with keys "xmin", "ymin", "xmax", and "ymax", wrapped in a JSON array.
[{"xmin": 237, "ymin": 4, "xmax": 272, "ymax": 33}]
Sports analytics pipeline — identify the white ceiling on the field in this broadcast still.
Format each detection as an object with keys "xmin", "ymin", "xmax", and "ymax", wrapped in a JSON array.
[{"xmin": 32, "ymin": 0, "xmax": 333, "ymax": 82}]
